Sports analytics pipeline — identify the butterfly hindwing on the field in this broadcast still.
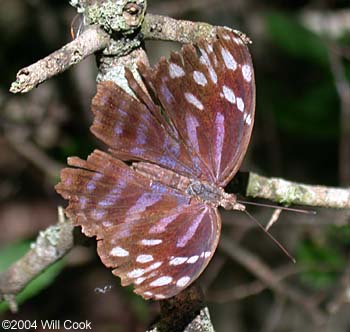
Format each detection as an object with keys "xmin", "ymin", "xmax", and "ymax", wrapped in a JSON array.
[
  {"xmin": 98, "ymin": 202, "xmax": 220, "ymax": 300},
  {"xmin": 56, "ymin": 150, "xmax": 220, "ymax": 299}
]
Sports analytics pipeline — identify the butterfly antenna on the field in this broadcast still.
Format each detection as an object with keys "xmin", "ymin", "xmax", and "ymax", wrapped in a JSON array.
[
  {"xmin": 243, "ymin": 210, "xmax": 296, "ymax": 263},
  {"xmin": 237, "ymin": 200, "xmax": 316, "ymax": 215}
]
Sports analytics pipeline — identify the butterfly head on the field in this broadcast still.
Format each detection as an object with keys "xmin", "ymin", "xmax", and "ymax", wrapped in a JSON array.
[{"xmin": 219, "ymin": 192, "xmax": 245, "ymax": 211}]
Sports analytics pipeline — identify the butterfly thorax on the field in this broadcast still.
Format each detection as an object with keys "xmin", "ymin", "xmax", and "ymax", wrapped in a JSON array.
[{"xmin": 132, "ymin": 161, "xmax": 245, "ymax": 211}]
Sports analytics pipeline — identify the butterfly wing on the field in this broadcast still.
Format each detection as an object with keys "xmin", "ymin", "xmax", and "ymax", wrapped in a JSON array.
[
  {"xmin": 56, "ymin": 150, "xmax": 220, "ymax": 299},
  {"xmin": 139, "ymin": 27, "xmax": 255, "ymax": 186},
  {"xmin": 57, "ymin": 28, "xmax": 255, "ymax": 299},
  {"xmin": 91, "ymin": 78, "xmax": 213, "ymax": 182}
]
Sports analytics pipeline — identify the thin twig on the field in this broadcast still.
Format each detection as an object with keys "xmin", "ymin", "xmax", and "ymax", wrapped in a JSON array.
[
  {"xmin": 265, "ymin": 209, "xmax": 282, "ymax": 231},
  {"xmin": 208, "ymin": 264, "xmax": 299, "ymax": 303},
  {"xmin": 4, "ymin": 134, "xmax": 63, "ymax": 182},
  {"xmin": 247, "ymin": 172, "xmax": 350, "ymax": 208},
  {"xmin": 326, "ymin": 253, "xmax": 350, "ymax": 314},
  {"xmin": 219, "ymin": 236, "xmax": 326, "ymax": 324}
]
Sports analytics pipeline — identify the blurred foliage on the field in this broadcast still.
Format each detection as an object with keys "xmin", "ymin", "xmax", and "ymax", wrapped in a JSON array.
[
  {"xmin": 297, "ymin": 238, "xmax": 345, "ymax": 289},
  {"xmin": 264, "ymin": 12, "xmax": 339, "ymax": 138},
  {"xmin": 266, "ymin": 13, "xmax": 329, "ymax": 66},
  {"xmin": 0, "ymin": 241, "xmax": 65, "ymax": 313}
]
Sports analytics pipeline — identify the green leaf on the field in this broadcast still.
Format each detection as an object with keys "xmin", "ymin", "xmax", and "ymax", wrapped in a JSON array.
[
  {"xmin": 265, "ymin": 12, "xmax": 329, "ymax": 66},
  {"xmin": 0, "ymin": 241, "xmax": 65, "ymax": 313}
]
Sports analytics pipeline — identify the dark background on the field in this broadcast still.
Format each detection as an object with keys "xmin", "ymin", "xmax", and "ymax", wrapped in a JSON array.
[{"xmin": 0, "ymin": 0, "xmax": 349, "ymax": 331}]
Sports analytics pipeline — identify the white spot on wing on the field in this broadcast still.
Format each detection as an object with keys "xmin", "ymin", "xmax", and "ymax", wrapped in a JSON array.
[
  {"xmin": 245, "ymin": 113, "xmax": 252, "ymax": 125},
  {"xmin": 127, "ymin": 269, "xmax": 145, "ymax": 278},
  {"xmin": 147, "ymin": 262, "xmax": 162, "ymax": 271},
  {"xmin": 150, "ymin": 276, "xmax": 173, "ymax": 287},
  {"xmin": 208, "ymin": 67, "xmax": 218, "ymax": 83},
  {"xmin": 237, "ymin": 97, "xmax": 245, "ymax": 112},
  {"xmin": 206, "ymin": 44, "xmax": 214, "ymax": 53},
  {"xmin": 200, "ymin": 251, "xmax": 212, "ymax": 258},
  {"xmin": 135, "ymin": 277, "xmax": 146, "ymax": 285},
  {"xmin": 169, "ymin": 257, "xmax": 188, "ymax": 265},
  {"xmin": 141, "ymin": 239, "xmax": 162, "ymax": 246},
  {"xmin": 144, "ymin": 291, "xmax": 153, "ymax": 297},
  {"xmin": 193, "ymin": 71, "xmax": 207, "ymax": 86},
  {"xmin": 169, "ymin": 63, "xmax": 185, "ymax": 78},
  {"xmin": 185, "ymin": 92, "xmax": 204, "ymax": 110},
  {"xmin": 110, "ymin": 246, "xmax": 129, "ymax": 257},
  {"xmin": 155, "ymin": 294, "xmax": 166, "ymax": 300},
  {"xmin": 234, "ymin": 37, "xmax": 243, "ymax": 45},
  {"xmin": 222, "ymin": 85, "xmax": 236, "ymax": 104},
  {"xmin": 136, "ymin": 254, "xmax": 154, "ymax": 263},
  {"xmin": 242, "ymin": 64, "xmax": 252, "ymax": 82},
  {"xmin": 187, "ymin": 255, "xmax": 199, "ymax": 264},
  {"xmin": 176, "ymin": 276, "xmax": 191, "ymax": 287},
  {"xmin": 221, "ymin": 47, "xmax": 237, "ymax": 70}
]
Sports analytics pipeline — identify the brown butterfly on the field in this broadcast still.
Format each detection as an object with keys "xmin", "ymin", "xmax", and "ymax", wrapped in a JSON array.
[{"xmin": 56, "ymin": 27, "xmax": 255, "ymax": 300}]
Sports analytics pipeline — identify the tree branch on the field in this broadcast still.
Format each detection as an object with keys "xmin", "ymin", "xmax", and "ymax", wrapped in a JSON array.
[
  {"xmin": 141, "ymin": 14, "xmax": 216, "ymax": 43},
  {"xmin": 207, "ymin": 264, "xmax": 300, "ymax": 303},
  {"xmin": 9, "ymin": 13, "xmax": 232, "ymax": 94},
  {"xmin": 247, "ymin": 172, "xmax": 350, "ymax": 208},
  {"xmin": 0, "ymin": 208, "xmax": 74, "ymax": 312},
  {"xmin": 10, "ymin": 26, "xmax": 109, "ymax": 94}
]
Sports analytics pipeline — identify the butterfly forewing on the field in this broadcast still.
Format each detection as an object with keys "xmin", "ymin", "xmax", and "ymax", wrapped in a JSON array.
[
  {"xmin": 139, "ymin": 27, "xmax": 255, "ymax": 185},
  {"xmin": 91, "ymin": 80, "xmax": 209, "ymax": 181},
  {"xmin": 56, "ymin": 150, "xmax": 220, "ymax": 299}
]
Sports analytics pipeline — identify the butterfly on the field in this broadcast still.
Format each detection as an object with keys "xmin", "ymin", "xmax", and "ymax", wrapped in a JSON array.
[{"xmin": 56, "ymin": 27, "xmax": 255, "ymax": 300}]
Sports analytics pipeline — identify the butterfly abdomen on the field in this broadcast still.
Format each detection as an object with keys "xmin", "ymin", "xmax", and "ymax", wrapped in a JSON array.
[
  {"xmin": 132, "ymin": 161, "xmax": 244, "ymax": 210},
  {"xmin": 132, "ymin": 161, "xmax": 191, "ymax": 192}
]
